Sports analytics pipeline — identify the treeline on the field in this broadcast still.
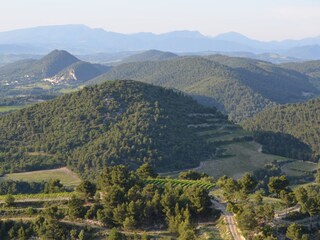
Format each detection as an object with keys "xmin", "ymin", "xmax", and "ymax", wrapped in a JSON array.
[
  {"xmin": 85, "ymin": 165, "xmax": 212, "ymax": 237},
  {"xmin": 253, "ymin": 131, "xmax": 313, "ymax": 160},
  {"xmin": 0, "ymin": 165, "xmax": 214, "ymax": 239},
  {"xmin": 242, "ymin": 98, "xmax": 320, "ymax": 158},
  {"xmin": 0, "ymin": 95, "xmax": 56, "ymax": 106},
  {"xmin": 91, "ymin": 56, "xmax": 275, "ymax": 122},
  {"xmin": 0, "ymin": 179, "xmax": 65, "ymax": 195},
  {"xmin": 0, "ymin": 80, "xmax": 217, "ymax": 178}
]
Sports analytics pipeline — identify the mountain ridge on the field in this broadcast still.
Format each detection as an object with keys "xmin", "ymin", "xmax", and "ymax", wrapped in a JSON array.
[
  {"xmin": 1, "ymin": 24, "xmax": 320, "ymax": 59},
  {"xmin": 91, "ymin": 55, "xmax": 318, "ymax": 122},
  {"xmin": 0, "ymin": 49, "xmax": 109, "ymax": 87}
]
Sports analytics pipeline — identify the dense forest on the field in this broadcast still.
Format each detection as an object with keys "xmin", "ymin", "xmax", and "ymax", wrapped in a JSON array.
[
  {"xmin": 0, "ymin": 80, "xmax": 219, "ymax": 179},
  {"xmin": 242, "ymin": 98, "xmax": 320, "ymax": 158},
  {"xmin": 91, "ymin": 55, "xmax": 317, "ymax": 122},
  {"xmin": 253, "ymin": 131, "xmax": 313, "ymax": 160},
  {"xmin": 281, "ymin": 60, "xmax": 320, "ymax": 90},
  {"xmin": 121, "ymin": 49, "xmax": 178, "ymax": 63},
  {"xmin": 0, "ymin": 165, "xmax": 214, "ymax": 240}
]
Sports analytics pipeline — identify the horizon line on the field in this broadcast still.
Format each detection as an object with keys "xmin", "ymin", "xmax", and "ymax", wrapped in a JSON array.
[{"xmin": 0, "ymin": 23, "xmax": 319, "ymax": 43}]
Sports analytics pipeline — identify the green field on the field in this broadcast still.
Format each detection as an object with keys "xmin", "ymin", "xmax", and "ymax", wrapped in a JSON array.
[
  {"xmin": 0, "ymin": 105, "xmax": 26, "ymax": 113},
  {"xmin": 195, "ymin": 120, "xmax": 252, "ymax": 142},
  {"xmin": 145, "ymin": 178, "xmax": 215, "ymax": 190},
  {"xmin": 177, "ymin": 113, "xmax": 307, "ymax": 179},
  {"xmin": 0, "ymin": 192, "xmax": 74, "ymax": 201},
  {"xmin": 281, "ymin": 161, "xmax": 319, "ymax": 177},
  {"xmin": 195, "ymin": 141, "xmax": 289, "ymax": 179},
  {"xmin": 166, "ymin": 113, "xmax": 317, "ymax": 182},
  {"xmin": 59, "ymin": 85, "xmax": 85, "ymax": 94},
  {"xmin": 0, "ymin": 167, "xmax": 81, "ymax": 188}
]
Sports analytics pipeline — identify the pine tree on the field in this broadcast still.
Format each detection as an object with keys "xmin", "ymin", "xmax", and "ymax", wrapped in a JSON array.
[
  {"xmin": 286, "ymin": 223, "xmax": 302, "ymax": 240},
  {"xmin": 78, "ymin": 230, "xmax": 85, "ymax": 240},
  {"xmin": 108, "ymin": 228, "xmax": 123, "ymax": 240}
]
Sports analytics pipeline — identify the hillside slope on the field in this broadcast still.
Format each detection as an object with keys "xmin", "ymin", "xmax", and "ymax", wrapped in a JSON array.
[
  {"xmin": 91, "ymin": 56, "xmax": 317, "ymax": 122},
  {"xmin": 242, "ymin": 98, "xmax": 320, "ymax": 157},
  {"xmin": 0, "ymin": 50, "xmax": 109, "ymax": 87},
  {"xmin": 281, "ymin": 60, "xmax": 320, "ymax": 90},
  {"xmin": 122, "ymin": 49, "xmax": 178, "ymax": 63},
  {"xmin": 0, "ymin": 80, "xmax": 220, "ymax": 179}
]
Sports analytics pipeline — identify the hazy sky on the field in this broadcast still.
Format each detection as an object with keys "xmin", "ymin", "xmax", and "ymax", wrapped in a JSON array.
[{"xmin": 1, "ymin": 0, "xmax": 320, "ymax": 40}]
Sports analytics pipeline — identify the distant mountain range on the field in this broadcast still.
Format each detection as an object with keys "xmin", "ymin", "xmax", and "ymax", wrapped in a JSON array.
[{"xmin": 1, "ymin": 25, "xmax": 320, "ymax": 60}]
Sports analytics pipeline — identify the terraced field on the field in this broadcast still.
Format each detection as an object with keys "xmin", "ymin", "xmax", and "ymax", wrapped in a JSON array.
[
  {"xmin": 187, "ymin": 113, "xmax": 316, "ymax": 180},
  {"xmin": 196, "ymin": 141, "xmax": 289, "ymax": 179}
]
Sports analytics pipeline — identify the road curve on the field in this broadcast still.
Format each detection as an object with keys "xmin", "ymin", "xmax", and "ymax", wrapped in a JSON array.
[{"xmin": 211, "ymin": 199, "xmax": 245, "ymax": 240}]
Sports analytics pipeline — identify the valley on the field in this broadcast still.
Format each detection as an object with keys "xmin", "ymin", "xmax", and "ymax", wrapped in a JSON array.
[
  {"xmin": 2, "ymin": 1, "xmax": 320, "ymax": 239},
  {"xmin": 0, "ymin": 50, "xmax": 320, "ymax": 240}
]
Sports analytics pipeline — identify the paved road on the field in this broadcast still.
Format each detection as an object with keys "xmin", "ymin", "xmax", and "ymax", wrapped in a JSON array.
[{"xmin": 211, "ymin": 199, "xmax": 245, "ymax": 240}]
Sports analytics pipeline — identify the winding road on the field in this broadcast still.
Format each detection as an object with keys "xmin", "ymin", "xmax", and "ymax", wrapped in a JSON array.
[{"xmin": 211, "ymin": 199, "xmax": 245, "ymax": 240}]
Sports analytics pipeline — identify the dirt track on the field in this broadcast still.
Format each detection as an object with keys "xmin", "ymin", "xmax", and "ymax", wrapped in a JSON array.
[{"xmin": 211, "ymin": 199, "xmax": 245, "ymax": 240}]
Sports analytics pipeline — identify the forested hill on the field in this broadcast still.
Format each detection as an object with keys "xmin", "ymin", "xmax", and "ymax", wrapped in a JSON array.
[
  {"xmin": 0, "ymin": 50, "xmax": 109, "ymax": 86},
  {"xmin": 281, "ymin": 60, "xmax": 320, "ymax": 90},
  {"xmin": 121, "ymin": 49, "xmax": 178, "ymax": 63},
  {"xmin": 91, "ymin": 55, "xmax": 317, "ymax": 122},
  {"xmin": 242, "ymin": 98, "xmax": 320, "ymax": 157},
  {"xmin": 0, "ymin": 80, "xmax": 220, "ymax": 179}
]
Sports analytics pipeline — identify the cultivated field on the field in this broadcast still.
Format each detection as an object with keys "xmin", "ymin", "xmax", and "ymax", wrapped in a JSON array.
[
  {"xmin": 145, "ymin": 178, "xmax": 215, "ymax": 190},
  {"xmin": 0, "ymin": 105, "xmax": 26, "ymax": 113},
  {"xmin": 195, "ymin": 141, "xmax": 288, "ymax": 179},
  {"xmin": 281, "ymin": 160, "xmax": 319, "ymax": 177},
  {"xmin": 0, "ymin": 167, "xmax": 81, "ymax": 188}
]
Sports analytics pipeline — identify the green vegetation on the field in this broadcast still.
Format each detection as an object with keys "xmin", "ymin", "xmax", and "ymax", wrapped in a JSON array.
[
  {"xmin": 281, "ymin": 161, "xmax": 319, "ymax": 178},
  {"xmin": 92, "ymin": 55, "xmax": 317, "ymax": 122},
  {"xmin": 0, "ymin": 165, "xmax": 215, "ymax": 239},
  {"xmin": 0, "ymin": 191, "xmax": 74, "ymax": 201},
  {"xmin": 215, "ymin": 172, "xmax": 320, "ymax": 239},
  {"xmin": 253, "ymin": 131, "xmax": 313, "ymax": 160},
  {"xmin": 0, "ymin": 50, "xmax": 105, "ymax": 85},
  {"xmin": 0, "ymin": 105, "xmax": 26, "ymax": 113},
  {"xmin": 122, "ymin": 49, "xmax": 178, "ymax": 63},
  {"xmin": 0, "ymin": 168, "xmax": 81, "ymax": 188},
  {"xmin": 0, "ymin": 180, "xmax": 46, "ymax": 194},
  {"xmin": 282, "ymin": 60, "xmax": 320, "ymax": 90},
  {"xmin": 144, "ymin": 178, "xmax": 215, "ymax": 190},
  {"xmin": 195, "ymin": 141, "xmax": 287, "ymax": 178},
  {"xmin": 0, "ymin": 50, "xmax": 109, "ymax": 103},
  {"xmin": 0, "ymin": 80, "xmax": 219, "ymax": 179},
  {"xmin": 242, "ymin": 98, "xmax": 320, "ymax": 157},
  {"xmin": 96, "ymin": 165, "xmax": 213, "ymax": 238}
]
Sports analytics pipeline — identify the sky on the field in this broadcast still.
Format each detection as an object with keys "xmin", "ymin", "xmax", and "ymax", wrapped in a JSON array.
[{"xmin": 1, "ymin": 0, "xmax": 320, "ymax": 41}]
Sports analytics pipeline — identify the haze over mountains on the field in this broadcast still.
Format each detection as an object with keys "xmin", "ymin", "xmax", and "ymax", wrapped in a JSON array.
[
  {"xmin": 1, "ymin": 24, "xmax": 320, "ymax": 61},
  {"xmin": 0, "ymin": 50, "xmax": 109, "ymax": 87},
  {"xmin": 1, "ymin": 49, "xmax": 320, "ymax": 122}
]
